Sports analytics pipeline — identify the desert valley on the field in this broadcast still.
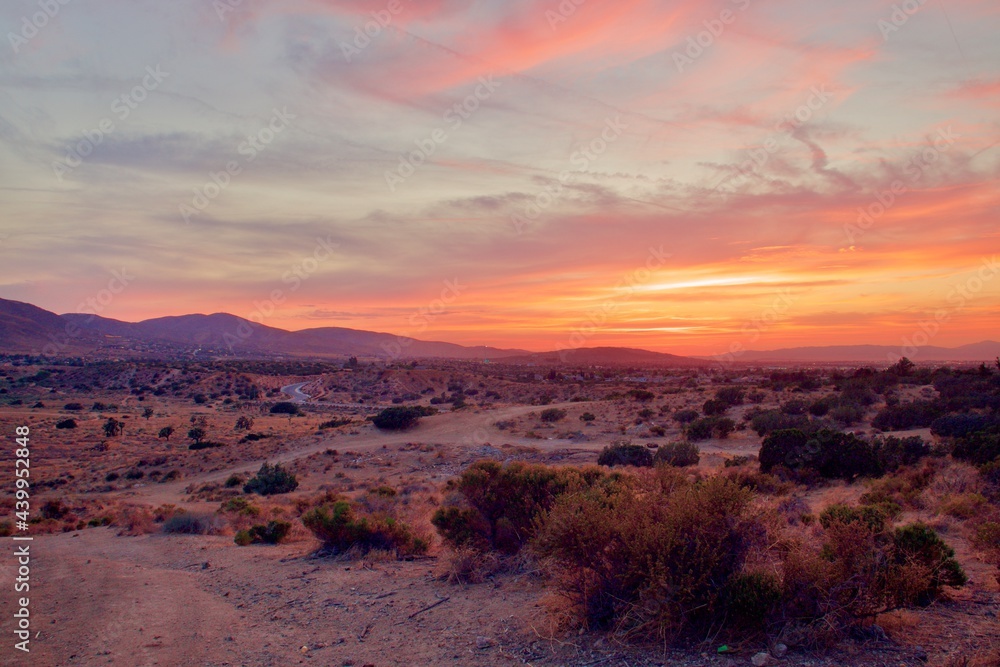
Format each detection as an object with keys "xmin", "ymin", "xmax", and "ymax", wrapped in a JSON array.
[{"xmin": 0, "ymin": 298, "xmax": 999, "ymax": 666}]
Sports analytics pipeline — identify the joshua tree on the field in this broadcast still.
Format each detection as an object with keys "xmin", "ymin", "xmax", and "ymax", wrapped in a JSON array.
[{"xmin": 103, "ymin": 417, "xmax": 123, "ymax": 438}]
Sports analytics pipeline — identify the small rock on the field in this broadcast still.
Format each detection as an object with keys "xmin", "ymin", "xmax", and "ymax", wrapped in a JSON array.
[
  {"xmin": 751, "ymin": 652, "xmax": 771, "ymax": 667},
  {"xmin": 771, "ymin": 643, "xmax": 788, "ymax": 658},
  {"xmin": 475, "ymin": 636, "xmax": 494, "ymax": 650}
]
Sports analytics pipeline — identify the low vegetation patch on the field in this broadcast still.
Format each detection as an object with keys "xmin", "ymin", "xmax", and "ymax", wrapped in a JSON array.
[
  {"xmin": 597, "ymin": 442, "xmax": 653, "ymax": 468},
  {"xmin": 243, "ymin": 462, "xmax": 299, "ymax": 496},
  {"xmin": 302, "ymin": 497, "xmax": 426, "ymax": 557},
  {"xmin": 234, "ymin": 520, "xmax": 292, "ymax": 546},
  {"xmin": 653, "ymin": 442, "xmax": 700, "ymax": 467},
  {"xmin": 371, "ymin": 406, "xmax": 435, "ymax": 431}
]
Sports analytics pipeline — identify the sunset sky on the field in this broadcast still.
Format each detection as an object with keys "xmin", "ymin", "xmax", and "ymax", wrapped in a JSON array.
[{"xmin": 1, "ymin": 0, "xmax": 998, "ymax": 356}]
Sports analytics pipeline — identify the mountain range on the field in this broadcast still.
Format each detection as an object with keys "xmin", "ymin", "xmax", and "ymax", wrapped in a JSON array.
[{"xmin": 1, "ymin": 297, "xmax": 998, "ymax": 365}]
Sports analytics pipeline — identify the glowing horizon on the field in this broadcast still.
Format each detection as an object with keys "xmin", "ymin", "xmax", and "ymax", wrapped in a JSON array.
[{"xmin": 1, "ymin": 0, "xmax": 998, "ymax": 357}]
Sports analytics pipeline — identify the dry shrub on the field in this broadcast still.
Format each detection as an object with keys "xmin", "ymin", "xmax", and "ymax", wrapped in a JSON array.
[
  {"xmin": 438, "ymin": 545, "xmax": 504, "ymax": 584},
  {"xmin": 938, "ymin": 493, "xmax": 989, "ymax": 520},
  {"xmin": 431, "ymin": 460, "xmax": 613, "ymax": 555},
  {"xmin": 533, "ymin": 467, "xmax": 764, "ymax": 641},
  {"xmin": 114, "ymin": 505, "xmax": 155, "ymax": 535},
  {"xmin": 162, "ymin": 512, "xmax": 225, "ymax": 535},
  {"xmin": 780, "ymin": 511, "xmax": 967, "ymax": 645},
  {"xmin": 940, "ymin": 646, "xmax": 1000, "ymax": 667},
  {"xmin": 929, "ymin": 460, "xmax": 985, "ymax": 498},
  {"xmin": 875, "ymin": 609, "xmax": 919, "ymax": 640},
  {"xmin": 301, "ymin": 495, "xmax": 428, "ymax": 558},
  {"xmin": 723, "ymin": 467, "xmax": 793, "ymax": 495}
]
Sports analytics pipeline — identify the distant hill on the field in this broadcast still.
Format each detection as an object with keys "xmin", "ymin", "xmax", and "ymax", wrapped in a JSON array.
[
  {"xmin": 711, "ymin": 341, "xmax": 1000, "ymax": 364},
  {"xmin": 0, "ymin": 299, "xmax": 98, "ymax": 354},
  {"xmin": 62, "ymin": 312, "xmax": 293, "ymax": 352},
  {"xmin": 2, "ymin": 298, "xmax": 529, "ymax": 360},
  {"xmin": 2, "ymin": 297, "xmax": 997, "ymax": 365},
  {"xmin": 502, "ymin": 346, "xmax": 707, "ymax": 367}
]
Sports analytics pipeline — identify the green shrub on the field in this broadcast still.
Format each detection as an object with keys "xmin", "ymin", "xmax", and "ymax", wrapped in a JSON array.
[
  {"xmin": 580, "ymin": 412, "xmax": 596, "ymax": 422},
  {"xmin": 714, "ymin": 417, "xmax": 736, "ymax": 439},
  {"xmin": 627, "ymin": 389, "xmax": 655, "ymax": 402},
  {"xmin": 431, "ymin": 460, "xmax": 608, "ymax": 555},
  {"xmin": 234, "ymin": 520, "xmax": 292, "ymax": 546},
  {"xmin": 270, "ymin": 401, "xmax": 301, "ymax": 415},
  {"xmin": 672, "ymin": 409, "xmax": 699, "ymax": 424},
  {"xmin": 724, "ymin": 455, "xmax": 753, "ymax": 468},
  {"xmin": 931, "ymin": 414, "xmax": 999, "ymax": 438},
  {"xmin": 319, "ymin": 418, "xmax": 353, "ymax": 429},
  {"xmin": 224, "ymin": 474, "xmax": 244, "ymax": 488},
  {"xmin": 829, "ymin": 403, "xmax": 865, "ymax": 426},
  {"xmin": 749, "ymin": 410, "xmax": 808, "ymax": 437},
  {"xmin": 302, "ymin": 500, "xmax": 426, "ymax": 556},
  {"xmin": 371, "ymin": 406, "xmax": 424, "ymax": 430},
  {"xmin": 654, "ymin": 442, "xmax": 700, "ymax": 467},
  {"xmin": 722, "ymin": 571, "xmax": 782, "ymax": 630},
  {"xmin": 873, "ymin": 435, "xmax": 930, "ymax": 472},
  {"xmin": 685, "ymin": 417, "xmax": 716, "ymax": 441},
  {"xmin": 891, "ymin": 523, "xmax": 967, "ymax": 605},
  {"xmin": 219, "ymin": 497, "xmax": 260, "ymax": 516},
  {"xmin": 819, "ymin": 502, "xmax": 898, "ymax": 532},
  {"xmin": 872, "ymin": 400, "xmax": 941, "ymax": 431},
  {"xmin": 540, "ymin": 408, "xmax": 567, "ymax": 422},
  {"xmin": 598, "ymin": 442, "xmax": 653, "ymax": 467},
  {"xmin": 243, "ymin": 462, "xmax": 299, "ymax": 496},
  {"xmin": 55, "ymin": 419, "xmax": 77, "ymax": 429},
  {"xmin": 952, "ymin": 432, "xmax": 1000, "ymax": 466},
  {"xmin": 188, "ymin": 440, "xmax": 224, "ymax": 450},
  {"xmin": 759, "ymin": 428, "xmax": 882, "ymax": 480}
]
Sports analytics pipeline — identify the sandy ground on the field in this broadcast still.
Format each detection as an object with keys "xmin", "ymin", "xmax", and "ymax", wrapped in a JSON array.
[{"xmin": 1, "ymin": 375, "xmax": 996, "ymax": 666}]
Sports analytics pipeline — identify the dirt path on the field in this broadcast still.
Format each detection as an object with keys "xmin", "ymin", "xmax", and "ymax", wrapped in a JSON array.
[
  {"xmin": 11, "ymin": 528, "xmax": 547, "ymax": 667},
  {"xmin": 131, "ymin": 402, "xmax": 593, "ymax": 507}
]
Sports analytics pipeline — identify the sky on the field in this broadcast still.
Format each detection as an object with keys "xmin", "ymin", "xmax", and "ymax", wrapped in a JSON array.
[{"xmin": 0, "ymin": 0, "xmax": 998, "ymax": 357}]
